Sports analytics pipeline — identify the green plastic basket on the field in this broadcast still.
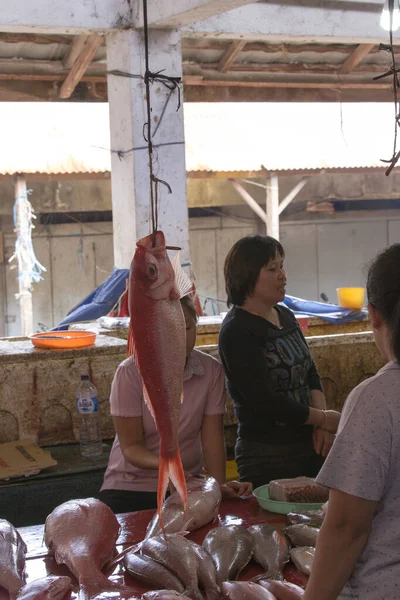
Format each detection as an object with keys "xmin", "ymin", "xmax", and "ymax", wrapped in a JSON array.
[{"xmin": 253, "ymin": 484, "xmax": 324, "ymax": 515}]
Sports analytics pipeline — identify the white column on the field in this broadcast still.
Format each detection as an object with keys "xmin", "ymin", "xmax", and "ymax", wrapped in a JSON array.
[
  {"xmin": 266, "ymin": 173, "xmax": 279, "ymax": 240},
  {"xmin": 14, "ymin": 176, "xmax": 33, "ymax": 337},
  {"xmin": 106, "ymin": 29, "xmax": 189, "ymax": 269}
]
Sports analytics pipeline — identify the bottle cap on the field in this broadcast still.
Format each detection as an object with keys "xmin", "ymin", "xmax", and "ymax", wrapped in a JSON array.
[{"xmin": 80, "ymin": 375, "xmax": 89, "ymax": 381}]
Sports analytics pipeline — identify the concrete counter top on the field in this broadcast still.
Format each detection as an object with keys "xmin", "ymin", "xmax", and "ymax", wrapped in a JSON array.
[{"xmin": 0, "ymin": 334, "xmax": 127, "ymax": 364}]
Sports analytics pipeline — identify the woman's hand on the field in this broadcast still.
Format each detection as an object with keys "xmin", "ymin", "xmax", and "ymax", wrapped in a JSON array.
[
  {"xmin": 220, "ymin": 480, "xmax": 253, "ymax": 499},
  {"xmin": 313, "ymin": 427, "xmax": 335, "ymax": 457}
]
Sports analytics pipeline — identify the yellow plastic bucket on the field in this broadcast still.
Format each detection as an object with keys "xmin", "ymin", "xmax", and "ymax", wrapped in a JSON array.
[{"xmin": 336, "ymin": 287, "xmax": 365, "ymax": 310}]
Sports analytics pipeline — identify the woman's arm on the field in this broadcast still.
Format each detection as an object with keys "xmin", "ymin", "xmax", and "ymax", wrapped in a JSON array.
[
  {"xmin": 310, "ymin": 389, "xmax": 326, "ymax": 410},
  {"xmin": 201, "ymin": 414, "xmax": 226, "ymax": 485},
  {"xmin": 113, "ymin": 415, "xmax": 159, "ymax": 470},
  {"xmin": 201, "ymin": 413, "xmax": 253, "ymax": 498},
  {"xmin": 304, "ymin": 488, "xmax": 376, "ymax": 600},
  {"xmin": 309, "ymin": 389, "xmax": 335, "ymax": 456}
]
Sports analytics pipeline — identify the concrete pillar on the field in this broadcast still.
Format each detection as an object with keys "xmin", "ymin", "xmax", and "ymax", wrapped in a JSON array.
[
  {"xmin": 106, "ymin": 29, "xmax": 189, "ymax": 269},
  {"xmin": 266, "ymin": 173, "xmax": 279, "ymax": 240}
]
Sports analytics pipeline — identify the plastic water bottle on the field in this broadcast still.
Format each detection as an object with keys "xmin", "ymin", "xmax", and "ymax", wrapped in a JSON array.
[{"xmin": 76, "ymin": 375, "xmax": 102, "ymax": 457}]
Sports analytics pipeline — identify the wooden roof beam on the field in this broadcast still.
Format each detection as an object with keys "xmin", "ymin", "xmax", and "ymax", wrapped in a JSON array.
[
  {"xmin": 218, "ymin": 40, "xmax": 246, "ymax": 72},
  {"xmin": 338, "ymin": 43, "xmax": 376, "ymax": 74},
  {"xmin": 182, "ymin": 77, "xmax": 392, "ymax": 90},
  {"xmin": 63, "ymin": 35, "xmax": 90, "ymax": 69},
  {"xmin": 59, "ymin": 34, "xmax": 102, "ymax": 99},
  {"xmin": 135, "ymin": 0, "xmax": 255, "ymax": 29}
]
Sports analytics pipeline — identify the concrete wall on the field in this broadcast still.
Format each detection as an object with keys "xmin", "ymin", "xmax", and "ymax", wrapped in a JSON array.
[
  {"xmin": 1, "ymin": 222, "xmax": 114, "ymax": 337},
  {"xmin": 189, "ymin": 213, "xmax": 400, "ymax": 313},
  {"xmin": 3, "ymin": 212, "xmax": 400, "ymax": 336},
  {"xmin": 0, "ymin": 332, "xmax": 385, "ymax": 453}
]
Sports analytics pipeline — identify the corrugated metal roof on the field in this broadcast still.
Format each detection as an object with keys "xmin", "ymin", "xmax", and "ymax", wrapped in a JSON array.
[
  {"xmin": 0, "ymin": 103, "xmax": 111, "ymax": 175},
  {"xmin": 0, "ymin": 102, "xmax": 396, "ymax": 176},
  {"xmin": 184, "ymin": 103, "xmax": 396, "ymax": 172}
]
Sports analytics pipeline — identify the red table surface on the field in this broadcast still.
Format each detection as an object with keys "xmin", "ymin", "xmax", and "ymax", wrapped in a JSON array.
[{"xmin": 1, "ymin": 497, "xmax": 308, "ymax": 599}]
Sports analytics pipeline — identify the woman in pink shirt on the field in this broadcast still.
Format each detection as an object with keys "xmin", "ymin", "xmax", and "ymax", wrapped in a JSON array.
[{"xmin": 99, "ymin": 294, "xmax": 252, "ymax": 514}]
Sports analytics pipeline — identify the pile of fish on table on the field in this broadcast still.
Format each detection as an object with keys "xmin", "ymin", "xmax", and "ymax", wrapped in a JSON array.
[{"xmin": 0, "ymin": 475, "xmax": 324, "ymax": 600}]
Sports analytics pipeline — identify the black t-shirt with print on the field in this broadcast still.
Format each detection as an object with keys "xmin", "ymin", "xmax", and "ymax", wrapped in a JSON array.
[{"xmin": 218, "ymin": 305, "xmax": 323, "ymax": 445}]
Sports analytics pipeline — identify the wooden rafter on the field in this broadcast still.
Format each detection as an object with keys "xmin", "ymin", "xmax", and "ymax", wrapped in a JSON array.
[
  {"xmin": 182, "ymin": 78, "xmax": 392, "ymax": 90},
  {"xmin": 0, "ymin": 58, "xmax": 105, "ymax": 77},
  {"xmin": 194, "ymin": 62, "xmax": 389, "ymax": 74},
  {"xmin": 182, "ymin": 41, "xmax": 361, "ymax": 54},
  {"xmin": 218, "ymin": 40, "xmax": 246, "ymax": 72},
  {"xmin": 63, "ymin": 35, "xmax": 91, "ymax": 69},
  {"xmin": 59, "ymin": 34, "xmax": 102, "ymax": 99},
  {"xmin": 0, "ymin": 33, "xmax": 72, "ymax": 45},
  {"xmin": 338, "ymin": 43, "xmax": 375, "ymax": 75}
]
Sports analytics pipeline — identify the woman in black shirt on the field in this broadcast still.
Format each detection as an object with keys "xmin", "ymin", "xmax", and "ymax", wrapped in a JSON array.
[{"xmin": 218, "ymin": 235, "xmax": 340, "ymax": 489}]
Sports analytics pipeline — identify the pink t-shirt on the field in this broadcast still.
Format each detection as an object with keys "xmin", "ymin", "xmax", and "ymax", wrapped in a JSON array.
[{"xmin": 101, "ymin": 349, "xmax": 226, "ymax": 492}]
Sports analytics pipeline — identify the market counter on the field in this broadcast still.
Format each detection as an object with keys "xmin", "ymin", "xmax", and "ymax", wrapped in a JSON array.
[{"xmin": 3, "ymin": 497, "xmax": 308, "ymax": 599}]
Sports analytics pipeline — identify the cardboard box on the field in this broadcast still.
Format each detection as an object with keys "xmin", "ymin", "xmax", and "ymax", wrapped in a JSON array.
[{"xmin": 0, "ymin": 440, "xmax": 57, "ymax": 480}]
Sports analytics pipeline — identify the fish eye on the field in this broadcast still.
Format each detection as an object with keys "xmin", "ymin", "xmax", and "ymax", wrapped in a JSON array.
[{"xmin": 148, "ymin": 265, "xmax": 157, "ymax": 279}]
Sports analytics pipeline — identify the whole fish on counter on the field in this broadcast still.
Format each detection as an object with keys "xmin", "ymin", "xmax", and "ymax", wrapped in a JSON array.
[
  {"xmin": 202, "ymin": 525, "xmax": 253, "ymax": 585},
  {"xmin": 142, "ymin": 592, "xmax": 192, "ymax": 600},
  {"xmin": 128, "ymin": 230, "xmax": 193, "ymax": 524},
  {"xmin": 257, "ymin": 579, "xmax": 304, "ymax": 599},
  {"xmin": 189, "ymin": 541, "xmax": 220, "ymax": 600},
  {"xmin": 141, "ymin": 533, "xmax": 219, "ymax": 600},
  {"xmin": 284, "ymin": 525, "xmax": 319, "ymax": 548},
  {"xmin": 0, "ymin": 518, "xmax": 27, "ymax": 598},
  {"xmin": 222, "ymin": 581, "xmax": 277, "ymax": 600},
  {"xmin": 16, "ymin": 576, "xmax": 72, "ymax": 600},
  {"xmin": 124, "ymin": 552, "xmax": 185, "ymax": 592},
  {"xmin": 286, "ymin": 511, "xmax": 324, "ymax": 527},
  {"xmin": 145, "ymin": 476, "xmax": 221, "ymax": 539},
  {"xmin": 290, "ymin": 547, "xmax": 315, "ymax": 576},
  {"xmin": 248, "ymin": 524, "xmax": 290, "ymax": 579},
  {"xmin": 44, "ymin": 498, "xmax": 131, "ymax": 600}
]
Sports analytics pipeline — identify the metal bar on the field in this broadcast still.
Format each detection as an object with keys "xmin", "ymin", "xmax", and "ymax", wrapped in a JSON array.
[
  {"xmin": 230, "ymin": 179, "xmax": 268, "ymax": 225},
  {"xmin": 278, "ymin": 176, "xmax": 309, "ymax": 215}
]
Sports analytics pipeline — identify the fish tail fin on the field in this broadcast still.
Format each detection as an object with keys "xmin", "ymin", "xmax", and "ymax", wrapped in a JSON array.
[
  {"xmin": 157, "ymin": 449, "xmax": 187, "ymax": 534},
  {"xmin": 167, "ymin": 449, "xmax": 187, "ymax": 511},
  {"xmin": 79, "ymin": 575, "xmax": 133, "ymax": 600},
  {"xmin": 104, "ymin": 541, "xmax": 143, "ymax": 572}
]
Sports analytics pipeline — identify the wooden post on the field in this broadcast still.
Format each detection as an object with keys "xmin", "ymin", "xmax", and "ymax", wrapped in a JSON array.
[
  {"xmin": 266, "ymin": 173, "xmax": 279, "ymax": 239},
  {"xmin": 14, "ymin": 176, "xmax": 33, "ymax": 337}
]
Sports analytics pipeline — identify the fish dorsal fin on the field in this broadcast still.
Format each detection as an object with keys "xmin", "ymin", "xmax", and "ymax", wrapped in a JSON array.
[{"xmin": 171, "ymin": 252, "xmax": 193, "ymax": 299}]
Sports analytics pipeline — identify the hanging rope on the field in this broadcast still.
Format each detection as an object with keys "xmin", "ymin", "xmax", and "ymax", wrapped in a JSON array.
[
  {"xmin": 142, "ymin": 0, "xmax": 177, "ymax": 246},
  {"xmin": 9, "ymin": 191, "xmax": 46, "ymax": 297}
]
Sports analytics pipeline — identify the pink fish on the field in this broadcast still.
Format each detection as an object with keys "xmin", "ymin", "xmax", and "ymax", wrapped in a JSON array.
[
  {"xmin": 44, "ymin": 498, "xmax": 130, "ymax": 600},
  {"xmin": 128, "ymin": 231, "xmax": 192, "ymax": 522},
  {"xmin": 16, "ymin": 576, "xmax": 72, "ymax": 600},
  {"xmin": 0, "ymin": 519, "xmax": 27, "ymax": 599}
]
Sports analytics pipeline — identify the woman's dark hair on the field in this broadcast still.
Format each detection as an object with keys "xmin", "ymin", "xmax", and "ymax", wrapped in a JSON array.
[
  {"xmin": 180, "ymin": 294, "xmax": 198, "ymax": 323},
  {"xmin": 224, "ymin": 235, "xmax": 284, "ymax": 307},
  {"xmin": 367, "ymin": 243, "xmax": 400, "ymax": 362}
]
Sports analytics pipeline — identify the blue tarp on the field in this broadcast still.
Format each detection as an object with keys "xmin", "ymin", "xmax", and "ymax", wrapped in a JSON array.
[
  {"xmin": 283, "ymin": 295, "xmax": 368, "ymax": 325},
  {"xmin": 53, "ymin": 268, "xmax": 368, "ymax": 330},
  {"xmin": 53, "ymin": 268, "xmax": 129, "ymax": 330}
]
